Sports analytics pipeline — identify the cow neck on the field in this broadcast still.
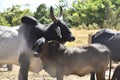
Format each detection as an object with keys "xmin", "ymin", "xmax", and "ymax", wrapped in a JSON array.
[
  {"xmin": 19, "ymin": 24, "xmax": 41, "ymax": 48},
  {"xmin": 43, "ymin": 22, "xmax": 60, "ymax": 41}
]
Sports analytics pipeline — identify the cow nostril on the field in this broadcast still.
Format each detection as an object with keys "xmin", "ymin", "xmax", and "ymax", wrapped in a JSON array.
[
  {"xmin": 71, "ymin": 37, "xmax": 75, "ymax": 41},
  {"xmin": 69, "ymin": 36, "xmax": 75, "ymax": 42}
]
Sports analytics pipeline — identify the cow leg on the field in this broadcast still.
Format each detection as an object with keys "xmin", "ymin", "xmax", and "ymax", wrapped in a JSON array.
[
  {"xmin": 56, "ymin": 73, "xmax": 63, "ymax": 80},
  {"xmin": 96, "ymin": 70, "xmax": 105, "ymax": 80},
  {"xmin": 7, "ymin": 64, "xmax": 13, "ymax": 71},
  {"xmin": 90, "ymin": 71, "xmax": 95, "ymax": 80},
  {"xmin": 18, "ymin": 53, "xmax": 30, "ymax": 80},
  {"xmin": 111, "ymin": 65, "xmax": 120, "ymax": 80},
  {"xmin": 56, "ymin": 68, "xmax": 64, "ymax": 80}
]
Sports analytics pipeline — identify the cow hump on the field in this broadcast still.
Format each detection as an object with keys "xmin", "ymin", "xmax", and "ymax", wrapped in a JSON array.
[{"xmin": 21, "ymin": 16, "xmax": 38, "ymax": 25}]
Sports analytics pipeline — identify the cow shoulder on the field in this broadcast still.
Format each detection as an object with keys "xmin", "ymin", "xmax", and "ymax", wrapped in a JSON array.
[{"xmin": 21, "ymin": 16, "xmax": 38, "ymax": 25}]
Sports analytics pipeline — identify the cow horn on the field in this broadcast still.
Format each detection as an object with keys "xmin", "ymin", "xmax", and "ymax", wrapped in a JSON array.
[
  {"xmin": 59, "ymin": 6, "xmax": 63, "ymax": 19},
  {"xmin": 50, "ymin": 6, "xmax": 57, "ymax": 23}
]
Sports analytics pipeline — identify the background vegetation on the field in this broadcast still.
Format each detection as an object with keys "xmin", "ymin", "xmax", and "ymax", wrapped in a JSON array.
[{"xmin": 0, "ymin": 0, "xmax": 120, "ymax": 29}]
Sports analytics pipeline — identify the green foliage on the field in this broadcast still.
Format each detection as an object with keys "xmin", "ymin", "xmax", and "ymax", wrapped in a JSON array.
[
  {"xmin": 34, "ymin": 4, "xmax": 51, "ymax": 24},
  {"xmin": 58, "ymin": 0, "xmax": 69, "ymax": 8},
  {"xmin": 0, "ymin": 0, "xmax": 120, "ymax": 29},
  {"xmin": 0, "ymin": 5, "xmax": 32, "ymax": 27},
  {"xmin": 33, "ymin": 0, "xmax": 120, "ymax": 29},
  {"xmin": 56, "ymin": 0, "xmax": 119, "ymax": 29},
  {"xmin": 0, "ymin": 13, "xmax": 10, "ymax": 26},
  {"xmin": 70, "ymin": 0, "xmax": 109, "ymax": 26}
]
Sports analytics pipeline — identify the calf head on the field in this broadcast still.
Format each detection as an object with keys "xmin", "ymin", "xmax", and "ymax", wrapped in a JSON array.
[
  {"xmin": 32, "ymin": 37, "xmax": 46, "ymax": 57},
  {"xmin": 32, "ymin": 37, "xmax": 65, "ymax": 57}
]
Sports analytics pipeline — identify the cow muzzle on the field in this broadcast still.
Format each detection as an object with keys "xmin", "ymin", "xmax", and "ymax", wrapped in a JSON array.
[
  {"xmin": 68, "ymin": 36, "xmax": 75, "ymax": 42},
  {"xmin": 70, "ymin": 36, "xmax": 75, "ymax": 41}
]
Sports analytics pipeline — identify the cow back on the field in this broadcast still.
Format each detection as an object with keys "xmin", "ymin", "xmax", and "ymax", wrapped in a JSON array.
[{"xmin": 92, "ymin": 28, "xmax": 120, "ymax": 61}]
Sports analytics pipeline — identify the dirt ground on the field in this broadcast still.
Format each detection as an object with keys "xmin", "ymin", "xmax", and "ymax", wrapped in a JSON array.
[{"xmin": 0, "ymin": 62, "xmax": 119, "ymax": 80}]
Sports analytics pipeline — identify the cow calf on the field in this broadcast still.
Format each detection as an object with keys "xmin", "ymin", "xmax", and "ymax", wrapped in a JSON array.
[{"xmin": 32, "ymin": 37, "xmax": 111, "ymax": 80}]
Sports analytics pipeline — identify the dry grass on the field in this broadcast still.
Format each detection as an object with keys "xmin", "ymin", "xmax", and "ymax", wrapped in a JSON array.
[
  {"xmin": 65, "ymin": 28, "xmax": 99, "ymax": 46},
  {"xmin": 0, "ymin": 29, "xmax": 119, "ymax": 80}
]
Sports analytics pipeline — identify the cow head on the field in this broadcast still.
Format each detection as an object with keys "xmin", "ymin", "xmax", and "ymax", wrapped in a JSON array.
[
  {"xmin": 20, "ymin": 6, "xmax": 75, "ymax": 47},
  {"xmin": 32, "ymin": 37, "xmax": 46, "ymax": 57},
  {"xmin": 47, "ymin": 6, "xmax": 75, "ymax": 43}
]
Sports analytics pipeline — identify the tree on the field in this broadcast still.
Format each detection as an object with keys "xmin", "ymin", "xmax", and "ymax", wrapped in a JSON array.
[
  {"xmin": 65, "ymin": 0, "xmax": 115, "ymax": 27},
  {"xmin": 34, "ymin": 4, "xmax": 51, "ymax": 24},
  {"xmin": 0, "ymin": 13, "xmax": 10, "ymax": 26},
  {"xmin": 0, "ymin": 5, "xmax": 32, "ymax": 26},
  {"xmin": 58, "ymin": 0, "xmax": 69, "ymax": 8}
]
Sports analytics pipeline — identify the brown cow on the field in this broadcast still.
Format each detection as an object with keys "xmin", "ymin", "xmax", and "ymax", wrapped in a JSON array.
[
  {"xmin": 111, "ymin": 64, "xmax": 120, "ymax": 80},
  {"xmin": 32, "ymin": 37, "xmax": 111, "ymax": 80}
]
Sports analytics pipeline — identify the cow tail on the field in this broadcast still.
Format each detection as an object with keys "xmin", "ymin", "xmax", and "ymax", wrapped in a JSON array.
[{"xmin": 108, "ymin": 50, "xmax": 112, "ymax": 80}]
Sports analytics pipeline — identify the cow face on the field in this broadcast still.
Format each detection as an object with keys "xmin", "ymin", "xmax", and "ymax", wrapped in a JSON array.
[
  {"xmin": 32, "ymin": 37, "xmax": 65, "ymax": 57},
  {"xmin": 49, "ymin": 6, "xmax": 75, "ymax": 43},
  {"xmin": 32, "ymin": 37, "xmax": 46, "ymax": 57}
]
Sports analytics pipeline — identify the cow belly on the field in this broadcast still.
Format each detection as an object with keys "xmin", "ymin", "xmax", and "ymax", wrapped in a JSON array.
[
  {"xmin": 0, "ymin": 37, "xmax": 19, "ymax": 63},
  {"xmin": 0, "ymin": 46, "xmax": 18, "ymax": 63},
  {"xmin": 64, "ymin": 53, "xmax": 109, "ymax": 76},
  {"xmin": 64, "ymin": 62, "xmax": 93, "ymax": 76}
]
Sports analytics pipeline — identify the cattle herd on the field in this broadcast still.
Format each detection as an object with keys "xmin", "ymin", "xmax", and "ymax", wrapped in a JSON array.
[{"xmin": 0, "ymin": 6, "xmax": 120, "ymax": 80}]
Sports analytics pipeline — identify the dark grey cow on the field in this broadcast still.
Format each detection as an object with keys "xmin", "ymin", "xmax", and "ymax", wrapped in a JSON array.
[
  {"xmin": 32, "ymin": 37, "xmax": 111, "ymax": 80},
  {"xmin": 91, "ymin": 28, "xmax": 120, "ymax": 80},
  {"xmin": 0, "ymin": 6, "xmax": 75, "ymax": 80},
  {"xmin": 92, "ymin": 28, "xmax": 120, "ymax": 61}
]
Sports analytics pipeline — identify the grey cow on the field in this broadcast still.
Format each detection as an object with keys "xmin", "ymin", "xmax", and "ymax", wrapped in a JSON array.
[
  {"xmin": 0, "ymin": 6, "xmax": 75, "ymax": 80},
  {"xmin": 90, "ymin": 28, "xmax": 120, "ymax": 80},
  {"xmin": 32, "ymin": 37, "xmax": 111, "ymax": 80}
]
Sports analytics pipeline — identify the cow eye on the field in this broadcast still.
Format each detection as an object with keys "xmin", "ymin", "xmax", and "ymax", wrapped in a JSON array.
[
  {"xmin": 52, "ymin": 44, "xmax": 56, "ymax": 47},
  {"xmin": 55, "ymin": 26, "xmax": 62, "ymax": 38}
]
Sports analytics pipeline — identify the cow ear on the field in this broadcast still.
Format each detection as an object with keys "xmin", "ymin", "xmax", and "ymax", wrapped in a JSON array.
[
  {"xmin": 50, "ymin": 6, "xmax": 58, "ymax": 23},
  {"xmin": 21, "ymin": 16, "xmax": 38, "ymax": 25}
]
